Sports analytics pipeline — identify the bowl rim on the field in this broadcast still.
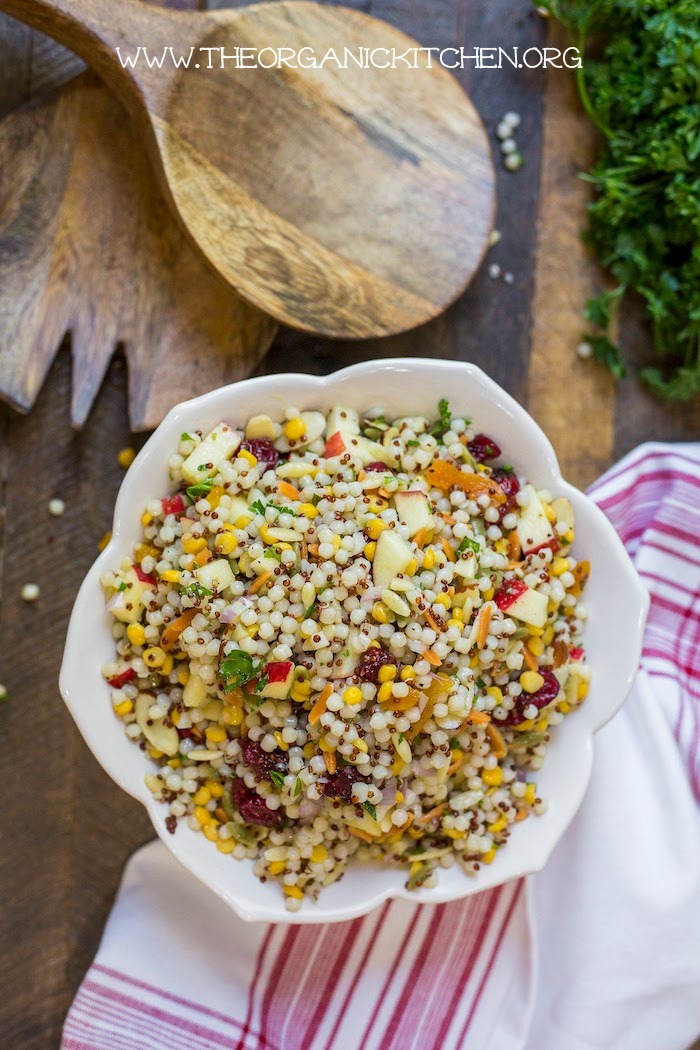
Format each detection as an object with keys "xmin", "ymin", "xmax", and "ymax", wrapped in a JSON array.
[{"xmin": 60, "ymin": 358, "xmax": 649, "ymax": 923}]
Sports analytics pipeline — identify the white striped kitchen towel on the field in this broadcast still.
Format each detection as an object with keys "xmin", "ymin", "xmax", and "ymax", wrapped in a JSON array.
[{"xmin": 62, "ymin": 443, "xmax": 700, "ymax": 1050}]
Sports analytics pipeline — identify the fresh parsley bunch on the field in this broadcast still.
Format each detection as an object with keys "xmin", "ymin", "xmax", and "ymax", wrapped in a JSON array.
[{"xmin": 541, "ymin": 0, "xmax": 700, "ymax": 400}]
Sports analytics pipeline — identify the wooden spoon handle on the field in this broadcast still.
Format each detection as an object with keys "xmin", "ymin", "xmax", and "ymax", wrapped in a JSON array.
[{"xmin": 0, "ymin": 0, "xmax": 170, "ymax": 98}]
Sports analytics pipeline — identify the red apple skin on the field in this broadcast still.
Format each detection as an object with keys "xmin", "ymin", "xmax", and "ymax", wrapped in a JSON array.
[
  {"xmin": 323, "ymin": 432, "xmax": 346, "ymax": 458},
  {"xmin": 266, "ymin": 661, "xmax": 294, "ymax": 683},
  {"xmin": 529, "ymin": 537, "xmax": 561, "ymax": 557},
  {"xmin": 570, "ymin": 647, "xmax": 584, "ymax": 662},
  {"xmin": 134, "ymin": 565, "xmax": 157, "ymax": 586},
  {"xmin": 494, "ymin": 579, "xmax": 528, "ymax": 611}
]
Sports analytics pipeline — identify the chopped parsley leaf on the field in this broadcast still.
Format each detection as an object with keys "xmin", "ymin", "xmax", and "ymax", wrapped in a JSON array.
[
  {"xmin": 180, "ymin": 432, "xmax": 194, "ymax": 442},
  {"xmin": 362, "ymin": 801, "xmax": 378, "ymax": 820},
  {"xmin": 476, "ymin": 677, "xmax": 487, "ymax": 690},
  {"xmin": 219, "ymin": 650, "xmax": 265, "ymax": 688},
  {"xmin": 182, "ymin": 582, "xmax": 212, "ymax": 599},
  {"xmin": 186, "ymin": 479, "xmax": 215, "ymax": 501},
  {"xmin": 457, "ymin": 536, "xmax": 480, "ymax": 556},
  {"xmin": 429, "ymin": 398, "xmax": 452, "ymax": 438},
  {"xmin": 293, "ymin": 777, "xmax": 302, "ymax": 798},
  {"xmin": 269, "ymin": 770, "xmax": 285, "ymax": 789}
]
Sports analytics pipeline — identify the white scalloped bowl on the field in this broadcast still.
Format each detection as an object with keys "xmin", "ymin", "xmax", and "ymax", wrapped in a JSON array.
[{"xmin": 60, "ymin": 359, "xmax": 648, "ymax": 923}]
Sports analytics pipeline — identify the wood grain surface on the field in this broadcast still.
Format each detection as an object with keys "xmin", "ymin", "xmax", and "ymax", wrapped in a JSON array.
[
  {"xmin": 0, "ymin": 2, "xmax": 698, "ymax": 1048},
  {"xmin": 0, "ymin": 0, "xmax": 496, "ymax": 338}
]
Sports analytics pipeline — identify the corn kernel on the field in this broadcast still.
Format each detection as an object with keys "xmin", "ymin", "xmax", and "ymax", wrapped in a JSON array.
[
  {"xmin": 171, "ymin": 709, "xmax": 180, "ymax": 725},
  {"xmin": 528, "ymin": 625, "xmax": 544, "ymax": 637},
  {"xmin": 148, "ymin": 747, "xmax": 163, "ymax": 760},
  {"xmin": 486, "ymin": 686, "xmax": 503, "ymax": 704},
  {"xmin": 135, "ymin": 543, "xmax": 159, "ymax": 562},
  {"xmin": 488, "ymin": 817, "xmax": 507, "ymax": 834},
  {"xmin": 205, "ymin": 725, "xmax": 226, "ymax": 743},
  {"xmin": 366, "ymin": 519, "xmax": 387, "ymax": 541},
  {"xmin": 354, "ymin": 739, "xmax": 368, "ymax": 753},
  {"xmin": 161, "ymin": 569, "xmax": 181, "ymax": 584},
  {"xmin": 216, "ymin": 839, "xmax": 236, "ymax": 854},
  {"xmin": 452, "ymin": 607, "xmax": 464, "ymax": 622},
  {"xmin": 274, "ymin": 730, "xmax": 289, "ymax": 751},
  {"xmin": 558, "ymin": 700, "xmax": 571, "ymax": 714},
  {"xmin": 377, "ymin": 682, "xmax": 394, "ymax": 703},
  {"xmin": 399, "ymin": 666, "xmax": 416, "ymax": 682},
  {"xmin": 423, "ymin": 548, "xmax": 435, "ymax": 570},
  {"xmin": 543, "ymin": 503, "xmax": 556, "ymax": 523},
  {"xmin": 161, "ymin": 655, "xmax": 174, "ymax": 676},
  {"xmin": 444, "ymin": 828, "xmax": 466, "ymax": 839},
  {"xmin": 118, "ymin": 447, "xmax": 136, "ymax": 469},
  {"xmin": 482, "ymin": 849, "xmax": 496, "ymax": 864},
  {"xmin": 542, "ymin": 625, "xmax": 554, "ymax": 645},
  {"xmin": 141, "ymin": 511, "xmax": 153, "ymax": 526},
  {"xmin": 378, "ymin": 664, "xmax": 397, "ymax": 683},
  {"xmin": 283, "ymin": 418, "xmax": 307, "ymax": 442},
  {"xmin": 577, "ymin": 680, "xmax": 589, "ymax": 700},
  {"xmin": 396, "ymin": 791, "xmax": 404, "ymax": 804},
  {"xmin": 299, "ymin": 503, "xmax": 319, "ymax": 518},
  {"xmin": 177, "ymin": 667, "xmax": 190, "ymax": 686},
  {"xmin": 434, "ymin": 593, "xmax": 452, "ymax": 608},
  {"xmin": 527, "ymin": 636, "xmax": 545, "ymax": 656},
  {"xmin": 235, "ymin": 449, "xmax": 259, "ymax": 471},
  {"xmin": 371, "ymin": 601, "xmax": 389, "ymax": 624},
  {"xmin": 481, "ymin": 767, "xmax": 503, "ymax": 787},
  {"xmin": 514, "ymin": 718, "xmax": 535, "ymax": 732},
  {"xmin": 194, "ymin": 806, "xmax": 211, "ymax": 825},
  {"xmin": 193, "ymin": 787, "xmax": 211, "ymax": 806},
  {"xmin": 551, "ymin": 557, "xmax": 569, "ymax": 577},
  {"xmin": 520, "ymin": 671, "xmax": 545, "ymax": 694},
  {"xmin": 203, "ymin": 823, "xmax": 219, "ymax": 842},
  {"xmin": 536, "ymin": 717, "xmax": 549, "ymax": 732},
  {"xmin": 303, "ymin": 741, "xmax": 316, "ymax": 759},
  {"xmin": 234, "ymin": 514, "xmax": 253, "ymax": 529},
  {"xmin": 563, "ymin": 529, "xmax": 575, "ymax": 544},
  {"xmin": 368, "ymin": 495, "xmax": 388, "ymax": 513},
  {"xmin": 247, "ymin": 625, "xmax": 258, "ymax": 637},
  {"xmin": 482, "ymin": 586, "xmax": 495, "ymax": 601},
  {"xmin": 182, "ymin": 535, "xmax": 207, "ymax": 554},
  {"xmin": 215, "ymin": 532, "xmax": 237, "ymax": 555},
  {"xmin": 364, "ymin": 541, "xmax": 377, "ymax": 560},
  {"xmin": 292, "ymin": 679, "xmax": 312, "ymax": 696},
  {"xmin": 283, "ymin": 884, "xmax": 304, "ymax": 899},
  {"xmin": 167, "ymin": 758, "xmax": 181, "ymax": 768},
  {"xmin": 525, "ymin": 783, "xmax": 537, "ymax": 806},
  {"xmin": 127, "ymin": 623, "xmax": 146, "ymax": 646},
  {"xmin": 405, "ymin": 558, "xmax": 418, "ymax": 576},
  {"xmin": 311, "ymin": 845, "xmax": 328, "ymax": 864},
  {"xmin": 207, "ymin": 485, "xmax": 224, "ymax": 510},
  {"xmin": 114, "ymin": 699, "xmax": 133, "ymax": 716},
  {"xmin": 143, "ymin": 646, "xmax": 166, "ymax": 668},
  {"xmin": 344, "ymin": 686, "xmax": 363, "ymax": 705},
  {"xmin": 269, "ymin": 860, "xmax": 286, "ymax": 875},
  {"xmin": 222, "ymin": 704, "xmax": 244, "ymax": 726}
]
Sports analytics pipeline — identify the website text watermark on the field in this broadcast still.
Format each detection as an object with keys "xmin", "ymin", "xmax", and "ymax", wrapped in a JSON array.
[{"xmin": 116, "ymin": 45, "xmax": 582, "ymax": 71}]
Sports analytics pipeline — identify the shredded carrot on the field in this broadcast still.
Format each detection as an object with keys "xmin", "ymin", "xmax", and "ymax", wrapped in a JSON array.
[
  {"xmin": 194, "ymin": 548, "xmax": 212, "ymax": 567},
  {"xmin": 441, "ymin": 538, "xmax": 456, "ymax": 561},
  {"xmin": 423, "ymin": 648, "xmax": 441, "ymax": 667},
  {"xmin": 308, "ymin": 684, "xmax": 333, "ymax": 725},
  {"xmin": 407, "ymin": 697, "xmax": 435, "ymax": 741},
  {"xmin": 378, "ymin": 487, "xmax": 392, "ymax": 499},
  {"xmin": 424, "ymin": 460, "xmax": 506, "ymax": 504},
  {"xmin": 569, "ymin": 560, "xmax": 590, "ymax": 596},
  {"xmin": 215, "ymin": 806, "xmax": 227, "ymax": 824},
  {"xmin": 413, "ymin": 527, "xmax": 429, "ymax": 550},
  {"xmin": 441, "ymin": 513, "xmax": 456, "ymax": 526},
  {"xmin": 278, "ymin": 481, "xmax": 301, "ymax": 501},
  {"xmin": 323, "ymin": 749, "xmax": 337, "ymax": 775},
  {"xmin": 507, "ymin": 531, "xmax": 522, "ymax": 561},
  {"xmin": 349, "ymin": 827, "xmax": 374, "ymax": 843},
  {"xmin": 447, "ymin": 750, "xmax": 464, "ymax": 775},
  {"xmin": 246, "ymin": 570, "xmax": 271, "ymax": 595},
  {"xmin": 420, "ymin": 803, "xmax": 446, "ymax": 824},
  {"xmin": 476, "ymin": 603, "xmax": 492, "ymax": 648},
  {"xmin": 384, "ymin": 688, "xmax": 421, "ymax": 712},
  {"xmin": 466, "ymin": 709, "xmax": 490, "ymax": 725},
  {"xmin": 515, "ymin": 807, "xmax": 529, "ymax": 822},
  {"xmin": 521, "ymin": 645, "xmax": 539, "ymax": 673},
  {"xmin": 160, "ymin": 607, "xmax": 198, "ymax": 651},
  {"xmin": 486, "ymin": 723, "xmax": 507, "ymax": 758},
  {"xmin": 307, "ymin": 544, "xmax": 319, "ymax": 557},
  {"xmin": 424, "ymin": 610, "xmax": 443, "ymax": 635}
]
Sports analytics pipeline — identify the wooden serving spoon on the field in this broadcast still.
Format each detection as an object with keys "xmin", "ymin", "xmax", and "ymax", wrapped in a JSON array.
[{"xmin": 0, "ymin": 0, "xmax": 495, "ymax": 338}]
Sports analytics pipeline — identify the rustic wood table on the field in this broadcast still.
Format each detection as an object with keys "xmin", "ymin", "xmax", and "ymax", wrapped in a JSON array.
[{"xmin": 0, "ymin": 1, "xmax": 697, "ymax": 1047}]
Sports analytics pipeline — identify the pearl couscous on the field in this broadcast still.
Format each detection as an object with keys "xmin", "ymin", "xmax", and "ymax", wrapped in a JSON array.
[{"xmin": 102, "ymin": 401, "xmax": 590, "ymax": 909}]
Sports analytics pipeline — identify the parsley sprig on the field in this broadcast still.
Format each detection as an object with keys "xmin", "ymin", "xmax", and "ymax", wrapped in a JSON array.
[{"xmin": 429, "ymin": 398, "xmax": 452, "ymax": 438}]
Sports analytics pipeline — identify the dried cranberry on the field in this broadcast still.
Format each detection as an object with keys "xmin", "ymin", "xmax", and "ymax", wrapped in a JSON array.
[
  {"xmin": 365, "ymin": 461, "xmax": 392, "ymax": 473},
  {"xmin": 492, "ymin": 468, "xmax": 520, "ymax": 517},
  {"xmin": 320, "ymin": 766, "xmax": 371, "ymax": 802},
  {"xmin": 107, "ymin": 668, "xmax": 136, "ymax": 689},
  {"xmin": 231, "ymin": 778, "xmax": 285, "ymax": 827},
  {"xmin": 241, "ymin": 439, "xmax": 279, "ymax": 471},
  {"xmin": 358, "ymin": 647, "xmax": 397, "ymax": 683},
  {"xmin": 161, "ymin": 494, "xmax": 185, "ymax": 516},
  {"xmin": 468, "ymin": 434, "xmax": 502, "ymax": 463},
  {"xmin": 498, "ymin": 669, "xmax": 560, "ymax": 726},
  {"xmin": 242, "ymin": 741, "xmax": 287, "ymax": 779}
]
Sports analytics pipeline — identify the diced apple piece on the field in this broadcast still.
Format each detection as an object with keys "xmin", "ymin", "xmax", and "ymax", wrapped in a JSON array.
[
  {"xmin": 330, "ymin": 634, "xmax": 361, "ymax": 679},
  {"xmin": 245, "ymin": 414, "xmax": 278, "ymax": 440},
  {"xmin": 136, "ymin": 694, "xmax": 179, "ymax": 755},
  {"xmin": 249, "ymin": 548, "xmax": 283, "ymax": 576},
  {"xmin": 326, "ymin": 406, "xmax": 360, "ymax": 436},
  {"xmin": 228, "ymin": 495, "xmax": 253, "ymax": 524},
  {"xmin": 195, "ymin": 558, "xmax": 235, "ymax": 593},
  {"xmin": 181, "ymin": 423, "xmax": 242, "ymax": 484},
  {"xmin": 347, "ymin": 804, "xmax": 394, "ymax": 837},
  {"xmin": 274, "ymin": 411, "xmax": 326, "ymax": 452},
  {"xmin": 323, "ymin": 430, "xmax": 347, "ymax": 458},
  {"xmin": 372, "ymin": 529, "xmax": 414, "ymax": 589},
  {"xmin": 393, "ymin": 491, "xmax": 434, "ymax": 538},
  {"xmin": 324, "ymin": 430, "xmax": 398, "ymax": 467},
  {"xmin": 276, "ymin": 460, "xmax": 317, "ymax": 480},
  {"xmin": 551, "ymin": 497, "xmax": 574, "ymax": 532},
  {"xmin": 494, "ymin": 578, "xmax": 548, "ymax": 628},
  {"xmin": 183, "ymin": 672, "xmax": 211, "ymax": 708},
  {"xmin": 261, "ymin": 661, "xmax": 294, "ymax": 699},
  {"xmin": 453, "ymin": 552, "xmax": 478, "ymax": 581},
  {"xmin": 516, "ymin": 485, "xmax": 556, "ymax": 555},
  {"xmin": 111, "ymin": 567, "xmax": 153, "ymax": 624}
]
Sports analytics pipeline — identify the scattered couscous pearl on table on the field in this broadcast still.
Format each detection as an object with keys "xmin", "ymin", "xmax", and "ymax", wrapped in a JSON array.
[
  {"xmin": 21, "ymin": 583, "xmax": 40, "ymax": 603},
  {"xmin": 0, "ymin": 684, "xmax": 8, "ymax": 702},
  {"xmin": 48, "ymin": 498, "xmax": 65, "ymax": 517},
  {"xmin": 101, "ymin": 400, "xmax": 590, "ymax": 909}
]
